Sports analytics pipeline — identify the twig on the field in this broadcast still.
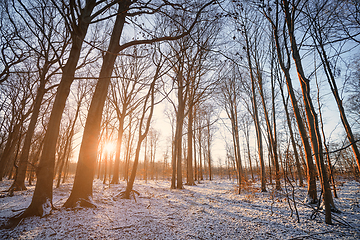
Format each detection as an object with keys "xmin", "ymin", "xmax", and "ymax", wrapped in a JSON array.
[
  {"xmin": 110, "ymin": 225, "xmax": 135, "ymax": 230},
  {"xmin": 10, "ymin": 218, "xmax": 24, "ymax": 233},
  {"xmin": 104, "ymin": 212, "xmax": 114, "ymax": 223},
  {"xmin": 312, "ymin": 139, "xmax": 360, "ymax": 156},
  {"xmin": 310, "ymin": 189, "xmax": 322, "ymax": 220}
]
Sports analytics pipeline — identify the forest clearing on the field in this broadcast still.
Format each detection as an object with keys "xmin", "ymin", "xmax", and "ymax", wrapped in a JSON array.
[{"xmin": 1, "ymin": 177, "xmax": 359, "ymax": 239}]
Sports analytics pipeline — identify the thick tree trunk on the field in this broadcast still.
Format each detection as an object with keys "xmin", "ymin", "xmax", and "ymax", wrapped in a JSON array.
[
  {"xmin": 175, "ymin": 112, "xmax": 184, "ymax": 188},
  {"xmin": 64, "ymin": 2, "xmax": 129, "ymax": 208},
  {"xmin": 11, "ymin": 0, "xmax": 98, "ymax": 220},
  {"xmin": 175, "ymin": 70, "xmax": 185, "ymax": 189}
]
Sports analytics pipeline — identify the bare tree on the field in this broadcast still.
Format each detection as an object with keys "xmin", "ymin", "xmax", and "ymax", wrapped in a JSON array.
[
  {"xmin": 281, "ymin": 0, "xmax": 333, "ymax": 224},
  {"xmin": 8, "ymin": 0, "xmax": 115, "ymax": 221},
  {"xmin": 218, "ymin": 63, "xmax": 244, "ymax": 192},
  {"xmin": 307, "ymin": 1, "xmax": 360, "ymax": 174},
  {"xmin": 6, "ymin": 0, "xmax": 68, "ymax": 192},
  {"xmin": 262, "ymin": 0, "xmax": 318, "ymax": 202}
]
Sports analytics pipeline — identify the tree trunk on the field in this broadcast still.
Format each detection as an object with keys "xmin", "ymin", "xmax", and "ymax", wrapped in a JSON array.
[
  {"xmin": 56, "ymin": 100, "xmax": 80, "ymax": 188},
  {"xmin": 175, "ymin": 70, "xmax": 185, "ymax": 189},
  {"xmin": 111, "ymin": 114, "xmax": 125, "ymax": 184},
  {"xmin": 144, "ymin": 138, "xmax": 148, "ymax": 182},
  {"xmin": 0, "ymin": 122, "xmax": 21, "ymax": 181},
  {"xmin": 243, "ymin": 26, "xmax": 267, "ymax": 192},
  {"xmin": 9, "ymin": 74, "xmax": 46, "ymax": 191},
  {"xmin": 124, "ymin": 79, "xmax": 156, "ymax": 198},
  {"xmin": 207, "ymin": 122, "xmax": 212, "ymax": 181},
  {"xmin": 258, "ymin": 78, "xmax": 280, "ymax": 190},
  {"xmin": 198, "ymin": 119, "xmax": 204, "ymax": 181},
  {"xmin": 12, "ymin": 0, "xmax": 97, "ymax": 219},
  {"xmin": 283, "ymin": 0, "xmax": 332, "ymax": 224},
  {"xmin": 279, "ymin": 86, "xmax": 304, "ymax": 187},
  {"xmin": 64, "ymin": 2, "xmax": 129, "ymax": 208},
  {"xmin": 265, "ymin": 6, "xmax": 317, "ymax": 201},
  {"xmin": 315, "ymin": 36, "xmax": 360, "ymax": 174},
  {"xmin": 186, "ymin": 104, "xmax": 195, "ymax": 185}
]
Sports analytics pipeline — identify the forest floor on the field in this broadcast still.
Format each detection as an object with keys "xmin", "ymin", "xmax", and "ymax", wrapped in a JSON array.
[{"xmin": 0, "ymin": 177, "xmax": 359, "ymax": 239}]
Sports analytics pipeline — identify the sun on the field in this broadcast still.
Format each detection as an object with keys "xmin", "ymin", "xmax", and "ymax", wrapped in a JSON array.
[{"xmin": 103, "ymin": 141, "xmax": 116, "ymax": 153}]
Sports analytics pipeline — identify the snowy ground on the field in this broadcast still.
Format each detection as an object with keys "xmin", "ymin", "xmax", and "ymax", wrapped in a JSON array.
[{"xmin": 0, "ymin": 177, "xmax": 359, "ymax": 239}]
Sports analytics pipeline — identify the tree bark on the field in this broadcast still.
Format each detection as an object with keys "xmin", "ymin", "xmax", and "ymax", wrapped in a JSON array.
[
  {"xmin": 283, "ymin": 0, "xmax": 332, "ymax": 224},
  {"xmin": 64, "ymin": 1, "xmax": 129, "ymax": 208},
  {"xmin": 264, "ymin": 4, "xmax": 317, "ymax": 201}
]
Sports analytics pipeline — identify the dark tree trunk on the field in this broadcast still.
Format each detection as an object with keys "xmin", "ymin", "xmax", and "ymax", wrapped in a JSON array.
[
  {"xmin": 186, "ymin": 104, "xmax": 195, "ymax": 185},
  {"xmin": 9, "ymin": 73, "xmax": 47, "ymax": 191},
  {"xmin": 64, "ymin": 2, "xmax": 129, "ymax": 208}
]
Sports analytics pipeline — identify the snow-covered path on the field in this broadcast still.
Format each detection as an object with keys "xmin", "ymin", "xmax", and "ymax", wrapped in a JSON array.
[{"xmin": 1, "ymin": 178, "xmax": 359, "ymax": 239}]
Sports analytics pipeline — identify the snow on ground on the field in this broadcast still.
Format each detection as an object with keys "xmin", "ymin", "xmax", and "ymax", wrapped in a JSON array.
[{"xmin": 0, "ymin": 177, "xmax": 359, "ymax": 239}]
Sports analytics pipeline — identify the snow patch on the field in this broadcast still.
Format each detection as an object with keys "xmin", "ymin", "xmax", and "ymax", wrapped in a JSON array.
[{"xmin": 41, "ymin": 198, "xmax": 52, "ymax": 217}]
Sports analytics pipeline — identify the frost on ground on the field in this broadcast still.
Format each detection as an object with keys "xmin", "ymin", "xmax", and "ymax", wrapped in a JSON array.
[{"xmin": 0, "ymin": 178, "xmax": 359, "ymax": 239}]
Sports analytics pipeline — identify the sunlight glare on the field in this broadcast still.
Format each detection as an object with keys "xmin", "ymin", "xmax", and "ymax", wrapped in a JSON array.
[{"xmin": 104, "ymin": 141, "xmax": 116, "ymax": 153}]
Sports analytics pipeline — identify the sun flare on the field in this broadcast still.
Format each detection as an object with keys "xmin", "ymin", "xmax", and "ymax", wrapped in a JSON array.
[{"xmin": 103, "ymin": 141, "xmax": 116, "ymax": 153}]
